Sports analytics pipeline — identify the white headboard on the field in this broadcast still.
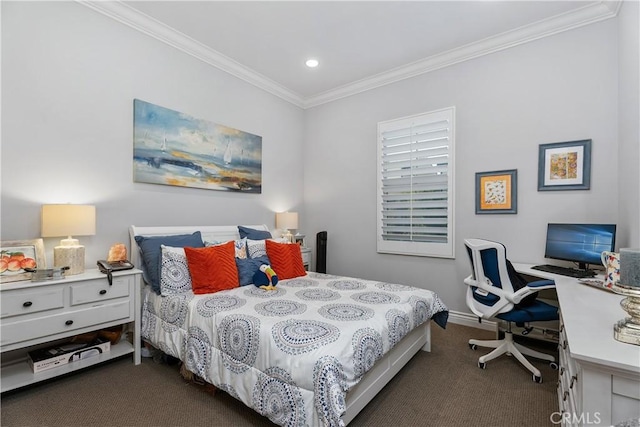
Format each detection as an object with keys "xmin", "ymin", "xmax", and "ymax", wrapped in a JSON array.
[{"xmin": 128, "ymin": 224, "xmax": 269, "ymax": 269}]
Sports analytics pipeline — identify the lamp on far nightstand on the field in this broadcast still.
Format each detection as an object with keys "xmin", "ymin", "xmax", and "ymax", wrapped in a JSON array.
[
  {"xmin": 276, "ymin": 211, "xmax": 298, "ymax": 243},
  {"xmin": 41, "ymin": 204, "xmax": 96, "ymax": 275}
]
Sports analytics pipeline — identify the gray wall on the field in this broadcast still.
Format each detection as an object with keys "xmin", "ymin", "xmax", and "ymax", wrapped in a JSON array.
[
  {"xmin": 618, "ymin": 1, "xmax": 640, "ymax": 248},
  {"xmin": 1, "ymin": 2, "xmax": 305, "ymax": 265},
  {"xmin": 303, "ymin": 19, "xmax": 622, "ymax": 313}
]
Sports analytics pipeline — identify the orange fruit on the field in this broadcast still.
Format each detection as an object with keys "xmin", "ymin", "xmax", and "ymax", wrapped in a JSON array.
[
  {"xmin": 7, "ymin": 259, "xmax": 22, "ymax": 271},
  {"xmin": 9, "ymin": 253, "xmax": 25, "ymax": 262},
  {"xmin": 20, "ymin": 258, "xmax": 36, "ymax": 269}
]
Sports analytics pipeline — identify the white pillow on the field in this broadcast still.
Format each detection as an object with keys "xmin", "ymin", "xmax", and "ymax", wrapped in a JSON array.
[
  {"xmin": 159, "ymin": 245, "xmax": 192, "ymax": 296},
  {"xmin": 246, "ymin": 238, "xmax": 288, "ymax": 259}
]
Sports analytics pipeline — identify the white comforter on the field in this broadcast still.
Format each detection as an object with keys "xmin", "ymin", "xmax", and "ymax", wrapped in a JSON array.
[{"xmin": 141, "ymin": 272, "xmax": 448, "ymax": 426}]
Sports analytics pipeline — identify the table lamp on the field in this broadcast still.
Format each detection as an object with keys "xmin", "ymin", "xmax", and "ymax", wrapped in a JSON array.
[
  {"xmin": 276, "ymin": 212, "xmax": 298, "ymax": 243},
  {"xmin": 41, "ymin": 204, "xmax": 96, "ymax": 275}
]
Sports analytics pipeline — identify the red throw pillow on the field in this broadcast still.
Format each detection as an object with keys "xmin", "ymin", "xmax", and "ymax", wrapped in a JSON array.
[
  {"xmin": 265, "ymin": 240, "xmax": 306, "ymax": 280},
  {"xmin": 184, "ymin": 241, "xmax": 239, "ymax": 294}
]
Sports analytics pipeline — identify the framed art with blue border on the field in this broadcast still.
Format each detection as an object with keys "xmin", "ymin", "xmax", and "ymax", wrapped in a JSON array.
[
  {"xmin": 475, "ymin": 169, "xmax": 517, "ymax": 214},
  {"xmin": 538, "ymin": 139, "xmax": 591, "ymax": 191}
]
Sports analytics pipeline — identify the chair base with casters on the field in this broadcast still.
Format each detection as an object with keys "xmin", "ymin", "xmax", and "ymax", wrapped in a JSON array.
[{"xmin": 469, "ymin": 320, "xmax": 558, "ymax": 383}]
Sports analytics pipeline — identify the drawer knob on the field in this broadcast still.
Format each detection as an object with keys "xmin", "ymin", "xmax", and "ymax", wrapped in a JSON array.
[
  {"xmin": 99, "ymin": 289, "xmax": 107, "ymax": 295},
  {"xmin": 65, "ymin": 320, "xmax": 74, "ymax": 326},
  {"xmin": 23, "ymin": 301, "xmax": 33, "ymax": 307},
  {"xmin": 570, "ymin": 375, "xmax": 577, "ymax": 389}
]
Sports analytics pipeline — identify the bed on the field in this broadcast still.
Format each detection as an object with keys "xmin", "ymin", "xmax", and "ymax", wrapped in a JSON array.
[{"xmin": 129, "ymin": 225, "xmax": 448, "ymax": 426}]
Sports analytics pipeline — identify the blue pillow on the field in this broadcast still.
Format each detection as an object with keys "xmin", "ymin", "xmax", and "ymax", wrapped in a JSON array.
[
  {"xmin": 238, "ymin": 226, "xmax": 272, "ymax": 240},
  {"xmin": 134, "ymin": 232, "xmax": 204, "ymax": 293},
  {"xmin": 235, "ymin": 255, "xmax": 270, "ymax": 286}
]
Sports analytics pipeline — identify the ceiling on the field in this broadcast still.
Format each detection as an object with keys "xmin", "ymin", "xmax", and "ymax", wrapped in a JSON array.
[{"xmin": 99, "ymin": 1, "xmax": 619, "ymax": 107}]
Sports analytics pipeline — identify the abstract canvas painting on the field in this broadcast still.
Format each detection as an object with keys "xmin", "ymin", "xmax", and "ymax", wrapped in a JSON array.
[{"xmin": 133, "ymin": 99, "xmax": 262, "ymax": 193}]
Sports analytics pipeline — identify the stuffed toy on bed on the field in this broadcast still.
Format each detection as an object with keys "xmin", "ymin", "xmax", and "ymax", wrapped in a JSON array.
[{"xmin": 253, "ymin": 264, "xmax": 278, "ymax": 290}]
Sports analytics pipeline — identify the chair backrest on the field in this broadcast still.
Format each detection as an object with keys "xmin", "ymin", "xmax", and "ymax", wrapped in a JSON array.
[
  {"xmin": 464, "ymin": 238, "xmax": 516, "ymax": 294},
  {"xmin": 464, "ymin": 238, "xmax": 520, "ymax": 318}
]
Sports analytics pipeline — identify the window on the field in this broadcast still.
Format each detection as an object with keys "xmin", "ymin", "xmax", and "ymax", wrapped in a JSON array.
[{"xmin": 377, "ymin": 107, "xmax": 455, "ymax": 258}]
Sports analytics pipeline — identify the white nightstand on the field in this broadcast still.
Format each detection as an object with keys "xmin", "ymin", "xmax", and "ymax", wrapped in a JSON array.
[
  {"xmin": 300, "ymin": 247, "xmax": 311, "ymax": 270},
  {"xmin": 0, "ymin": 268, "xmax": 142, "ymax": 393}
]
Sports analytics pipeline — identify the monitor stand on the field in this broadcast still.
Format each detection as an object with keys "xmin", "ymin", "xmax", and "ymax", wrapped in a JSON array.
[{"xmin": 578, "ymin": 263, "xmax": 596, "ymax": 276}]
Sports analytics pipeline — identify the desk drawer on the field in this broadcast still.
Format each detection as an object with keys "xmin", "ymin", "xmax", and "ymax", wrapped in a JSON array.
[
  {"xmin": 0, "ymin": 300, "xmax": 131, "ymax": 347},
  {"xmin": 70, "ymin": 276, "xmax": 131, "ymax": 305},
  {"xmin": 1, "ymin": 287, "xmax": 65, "ymax": 318},
  {"xmin": 613, "ymin": 376, "xmax": 640, "ymax": 400}
]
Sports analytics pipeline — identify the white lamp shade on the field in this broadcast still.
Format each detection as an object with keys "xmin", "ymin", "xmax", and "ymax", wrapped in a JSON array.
[
  {"xmin": 276, "ymin": 212, "xmax": 298, "ymax": 230},
  {"xmin": 41, "ymin": 204, "xmax": 96, "ymax": 238}
]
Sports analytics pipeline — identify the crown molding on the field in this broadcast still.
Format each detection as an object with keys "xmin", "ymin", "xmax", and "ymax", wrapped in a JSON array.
[
  {"xmin": 79, "ymin": 0, "xmax": 305, "ymax": 108},
  {"xmin": 79, "ymin": 1, "xmax": 620, "ymax": 110},
  {"xmin": 303, "ymin": 1, "xmax": 621, "ymax": 108}
]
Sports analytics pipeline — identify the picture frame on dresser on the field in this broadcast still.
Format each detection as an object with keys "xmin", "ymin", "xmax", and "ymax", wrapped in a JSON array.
[{"xmin": 0, "ymin": 239, "xmax": 46, "ymax": 283}]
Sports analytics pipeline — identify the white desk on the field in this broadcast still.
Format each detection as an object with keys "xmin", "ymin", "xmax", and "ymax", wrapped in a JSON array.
[{"xmin": 514, "ymin": 264, "xmax": 640, "ymax": 426}]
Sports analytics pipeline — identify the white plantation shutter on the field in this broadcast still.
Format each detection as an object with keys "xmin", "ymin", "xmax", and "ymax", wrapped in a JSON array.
[{"xmin": 377, "ymin": 107, "xmax": 455, "ymax": 258}]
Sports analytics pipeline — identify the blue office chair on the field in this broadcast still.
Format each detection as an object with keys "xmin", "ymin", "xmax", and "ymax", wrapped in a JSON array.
[{"xmin": 464, "ymin": 238, "xmax": 559, "ymax": 383}]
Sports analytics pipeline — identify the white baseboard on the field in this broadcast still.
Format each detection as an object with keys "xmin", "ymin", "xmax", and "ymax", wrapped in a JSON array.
[{"xmin": 446, "ymin": 310, "xmax": 497, "ymax": 331}]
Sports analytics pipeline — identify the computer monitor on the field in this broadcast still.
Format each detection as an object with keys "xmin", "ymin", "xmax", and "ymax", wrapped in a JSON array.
[{"xmin": 544, "ymin": 223, "xmax": 617, "ymax": 270}]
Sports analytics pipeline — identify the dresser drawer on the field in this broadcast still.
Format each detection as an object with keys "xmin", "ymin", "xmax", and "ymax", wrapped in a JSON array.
[
  {"xmin": 70, "ymin": 276, "xmax": 131, "ymax": 305},
  {"xmin": 1, "ymin": 287, "xmax": 65, "ymax": 318},
  {"xmin": 1, "ymin": 300, "xmax": 131, "ymax": 347}
]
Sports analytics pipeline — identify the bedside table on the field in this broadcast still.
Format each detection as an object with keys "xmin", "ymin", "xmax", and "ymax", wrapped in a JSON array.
[
  {"xmin": 0, "ymin": 268, "xmax": 142, "ymax": 393},
  {"xmin": 300, "ymin": 247, "xmax": 311, "ymax": 270}
]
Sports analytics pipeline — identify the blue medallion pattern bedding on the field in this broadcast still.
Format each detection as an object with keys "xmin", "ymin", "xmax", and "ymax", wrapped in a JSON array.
[{"xmin": 141, "ymin": 272, "xmax": 448, "ymax": 426}]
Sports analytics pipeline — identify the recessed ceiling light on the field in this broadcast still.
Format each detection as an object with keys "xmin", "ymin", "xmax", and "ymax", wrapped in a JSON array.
[{"xmin": 305, "ymin": 59, "xmax": 319, "ymax": 68}]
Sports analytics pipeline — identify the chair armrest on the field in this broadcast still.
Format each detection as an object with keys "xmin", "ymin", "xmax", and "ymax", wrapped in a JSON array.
[
  {"xmin": 464, "ymin": 275, "xmax": 512, "ymax": 318},
  {"xmin": 527, "ymin": 279, "xmax": 555, "ymax": 290},
  {"xmin": 464, "ymin": 276, "xmax": 509, "ymax": 298},
  {"xmin": 509, "ymin": 280, "xmax": 555, "ymax": 304}
]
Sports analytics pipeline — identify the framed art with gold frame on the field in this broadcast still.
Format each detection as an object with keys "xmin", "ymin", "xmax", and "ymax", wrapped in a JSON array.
[{"xmin": 475, "ymin": 169, "xmax": 517, "ymax": 214}]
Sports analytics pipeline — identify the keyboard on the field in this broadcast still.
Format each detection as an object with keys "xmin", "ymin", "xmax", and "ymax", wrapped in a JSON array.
[{"xmin": 531, "ymin": 264, "xmax": 596, "ymax": 278}]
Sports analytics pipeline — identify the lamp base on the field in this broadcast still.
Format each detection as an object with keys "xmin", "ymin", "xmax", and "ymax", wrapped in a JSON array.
[
  {"xmin": 282, "ymin": 230, "xmax": 294, "ymax": 243},
  {"xmin": 53, "ymin": 245, "xmax": 85, "ymax": 275},
  {"xmin": 614, "ymin": 319, "xmax": 640, "ymax": 346},
  {"xmin": 612, "ymin": 283, "xmax": 640, "ymax": 346}
]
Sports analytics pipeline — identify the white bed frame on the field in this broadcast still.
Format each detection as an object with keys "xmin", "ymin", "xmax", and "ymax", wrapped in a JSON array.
[{"xmin": 129, "ymin": 225, "xmax": 432, "ymax": 425}]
